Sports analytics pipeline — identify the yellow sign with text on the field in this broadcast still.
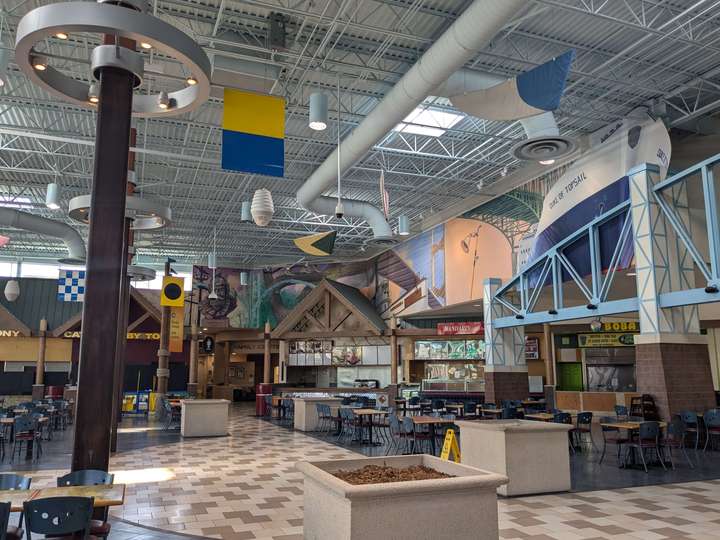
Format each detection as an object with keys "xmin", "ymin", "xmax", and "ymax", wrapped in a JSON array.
[
  {"xmin": 578, "ymin": 333, "xmax": 636, "ymax": 348},
  {"xmin": 169, "ymin": 306, "xmax": 184, "ymax": 353},
  {"xmin": 440, "ymin": 428, "xmax": 461, "ymax": 463},
  {"xmin": 63, "ymin": 331, "xmax": 160, "ymax": 340}
]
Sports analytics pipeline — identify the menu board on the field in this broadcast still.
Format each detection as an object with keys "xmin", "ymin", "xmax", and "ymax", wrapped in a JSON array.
[
  {"xmin": 331, "ymin": 346, "xmax": 362, "ymax": 366},
  {"xmin": 414, "ymin": 339, "xmax": 485, "ymax": 360}
]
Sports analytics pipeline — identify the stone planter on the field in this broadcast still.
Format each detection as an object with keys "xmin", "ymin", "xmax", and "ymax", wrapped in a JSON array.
[
  {"xmin": 456, "ymin": 419, "xmax": 572, "ymax": 496},
  {"xmin": 297, "ymin": 454, "xmax": 507, "ymax": 540}
]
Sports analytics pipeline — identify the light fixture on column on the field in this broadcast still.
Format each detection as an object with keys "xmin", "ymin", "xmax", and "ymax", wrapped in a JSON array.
[
  {"xmin": 87, "ymin": 82, "xmax": 100, "ymax": 104},
  {"xmin": 45, "ymin": 182, "xmax": 60, "ymax": 210},
  {"xmin": 31, "ymin": 54, "xmax": 47, "ymax": 71},
  {"xmin": 157, "ymin": 90, "xmax": 169, "ymax": 110},
  {"xmin": 240, "ymin": 200, "xmax": 252, "ymax": 222},
  {"xmin": 309, "ymin": 92, "xmax": 328, "ymax": 131},
  {"xmin": 397, "ymin": 215, "xmax": 410, "ymax": 236},
  {"xmin": 240, "ymin": 271, "xmax": 248, "ymax": 286}
]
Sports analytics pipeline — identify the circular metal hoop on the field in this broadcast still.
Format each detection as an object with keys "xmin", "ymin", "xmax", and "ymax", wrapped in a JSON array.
[
  {"xmin": 127, "ymin": 264, "xmax": 156, "ymax": 281},
  {"xmin": 68, "ymin": 194, "xmax": 172, "ymax": 230},
  {"xmin": 15, "ymin": 2, "xmax": 211, "ymax": 117}
]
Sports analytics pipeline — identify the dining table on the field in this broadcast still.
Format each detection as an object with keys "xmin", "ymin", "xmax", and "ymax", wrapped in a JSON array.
[
  {"xmin": 525, "ymin": 412, "xmax": 555, "ymax": 422},
  {"xmin": 411, "ymin": 416, "xmax": 455, "ymax": 454},
  {"xmin": 351, "ymin": 408, "xmax": 388, "ymax": 445},
  {"xmin": 444, "ymin": 403, "xmax": 465, "ymax": 417},
  {"xmin": 599, "ymin": 420, "xmax": 668, "ymax": 468},
  {"xmin": 0, "ymin": 484, "xmax": 126, "ymax": 512}
]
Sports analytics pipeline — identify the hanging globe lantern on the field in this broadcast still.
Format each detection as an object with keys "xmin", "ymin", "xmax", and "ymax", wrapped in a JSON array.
[{"xmin": 251, "ymin": 188, "xmax": 274, "ymax": 227}]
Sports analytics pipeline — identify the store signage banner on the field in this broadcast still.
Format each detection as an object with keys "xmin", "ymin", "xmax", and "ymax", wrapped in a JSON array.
[
  {"xmin": 525, "ymin": 336, "xmax": 539, "ymax": 360},
  {"xmin": 62, "ymin": 331, "xmax": 160, "ymax": 340},
  {"xmin": 169, "ymin": 306, "xmax": 184, "ymax": 353},
  {"xmin": 437, "ymin": 322, "xmax": 484, "ymax": 335},
  {"xmin": 578, "ymin": 333, "xmax": 636, "ymax": 348}
]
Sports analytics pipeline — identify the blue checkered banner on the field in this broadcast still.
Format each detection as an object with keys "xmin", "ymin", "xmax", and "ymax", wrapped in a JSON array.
[{"xmin": 57, "ymin": 269, "xmax": 86, "ymax": 302}]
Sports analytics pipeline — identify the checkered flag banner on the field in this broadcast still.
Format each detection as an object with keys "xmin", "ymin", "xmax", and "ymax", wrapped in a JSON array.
[{"xmin": 57, "ymin": 269, "xmax": 86, "ymax": 302}]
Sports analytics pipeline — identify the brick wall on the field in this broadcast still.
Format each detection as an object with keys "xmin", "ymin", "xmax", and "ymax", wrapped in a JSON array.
[
  {"xmin": 636, "ymin": 342, "xmax": 716, "ymax": 420},
  {"xmin": 485, "ymin": 371, "xmax": 529, "ymax": 404}
]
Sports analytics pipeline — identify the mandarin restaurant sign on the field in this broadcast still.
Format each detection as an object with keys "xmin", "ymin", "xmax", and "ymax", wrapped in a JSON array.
[
  {"xmin": 437, "ymin": 322, "xmax": 484, "ymax": 336},
  {"xmin": 63, "ymin": 331, "xmax": 161, "ymax": 340}
]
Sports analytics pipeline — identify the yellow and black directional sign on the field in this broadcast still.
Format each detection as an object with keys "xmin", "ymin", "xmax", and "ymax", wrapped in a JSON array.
[
  {"xmin": 161, "ymin": 276, "xmax": 185, "ymax": 307},
  {"xmin": 293, "ymin": 230, "xmax": 337, "ymax": 256},
  {"xmin": 440, "ymin": 428, "xmax": 461, "ymax": 463}
]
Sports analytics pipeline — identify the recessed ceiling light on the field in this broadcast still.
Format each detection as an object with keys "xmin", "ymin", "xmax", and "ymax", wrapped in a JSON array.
[
  {"xmin": 157, "ymin": 91, "xmax": 169, "ymax": 110},
  {"xmin": 55, "ymin": 32, "xmax": 69, "ymax": 40},
  {"xmin": 140, "ymin": 42, "xmax": 152, "ymax": 50},
  {"xmin": 31, "ymin": 55, "xmax": 48, "ymax": 71},
  {"xmin": 186, "ymin": 76, "xmax": 197, "ymax": 86}
]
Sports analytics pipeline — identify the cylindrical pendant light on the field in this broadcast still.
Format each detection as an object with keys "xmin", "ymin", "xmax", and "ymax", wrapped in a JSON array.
[
  {"xmin": 398, "ymin": 215, "xmax": 410, "ymax": 236},
  {"xmin": 207, "ymin": 253, "xmax": 217, "ymax": 269},
  {"xmin": 240, "ymin": 200, "xmax": 252, "ymax": 222},
  {"xmin": 309, "ymin": 92, "xmax": 328, "ymax": 131},
  {"xmin": 45, "ymin": 182, "xmax": 60, "ymax": 210},
  {"xmin": 251, "ymin": 188, "xmax": 274, "ymax": 227},
  {"xmin": 4, "ymin": 280, "xmax": 19, "ymax": 302},
  {"xmin": 240, "ymin": 271, "xmax": 248, "ymax": 286}
]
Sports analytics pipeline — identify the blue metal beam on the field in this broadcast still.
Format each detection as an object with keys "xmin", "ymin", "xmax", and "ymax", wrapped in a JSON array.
[{"xmin": 493, "ymin": 298, "xmax": 640, "ymax": 328}]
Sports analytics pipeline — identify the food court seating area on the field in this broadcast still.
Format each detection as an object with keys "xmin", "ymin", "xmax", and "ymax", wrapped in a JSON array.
[{"xmin": 0, "ymin": 399, "xmax": 74, "ymax": 463}]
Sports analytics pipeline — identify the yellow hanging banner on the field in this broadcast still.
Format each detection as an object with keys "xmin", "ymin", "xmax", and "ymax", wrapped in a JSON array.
[
  {"xmin": 440, "ymin": 428, "xmax": 461, "ymax": 463},
  {"xmin": 169, "ymin": 306, "xmax": 184, "ymax": 353},
  {"xmin": 161, "ymin": 276, "xmax": 185, "ymax": 307}
]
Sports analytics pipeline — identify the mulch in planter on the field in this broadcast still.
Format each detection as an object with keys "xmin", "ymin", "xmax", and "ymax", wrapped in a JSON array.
[{"xmin": 333, "ymin": 464, "xmax": 454, "ymax": 485}]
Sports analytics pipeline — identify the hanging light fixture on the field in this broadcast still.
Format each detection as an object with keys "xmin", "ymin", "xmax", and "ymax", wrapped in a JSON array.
[
  {"xmin": 251, "ymin": 188, "xmax": 274, "ymax": 227},
  {"xmin": 4, "ymin": 279, "xmax": 19, "ymax": 302},
  {"xmin": 240, "ymin": 271, "xmax": 248, "ymax": 286},
  {"xmin": 157, "ymin": 91, "xmax": 170, "ymax": 110},
  {"xmin": 87, "ymin": 82, "xmax": 100, "ymax": 104},
  {"xmin": 31, "ymin": 54, "xmax": 47, "ymax": 71},
  {"xmin": 240, "ymin": 200, "xmax": 252, "ymax": 222},
  {"xmin": 397, "ymin": 215, "xmax": 410, "ymax": 236},
  {"xmin": 0, "ymin": 46, "xmax": 9, "ymax": 88},
  {"xmin": 309, "ymin": 92, "xmax": 328, "ymax": 131},
  {"xmin": 45, "ymin": 182, "xmax": 60, "ymax": 210},
  {"xmin": 334, "ymin": 73, "xmax": 343, "ymax": 219}
]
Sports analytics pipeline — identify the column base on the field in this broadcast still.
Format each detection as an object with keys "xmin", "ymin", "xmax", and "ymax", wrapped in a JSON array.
[
  {"xmin": 32, "ymin": 384, "xmax": 45, "ymax": 401},
  {"xmin": 636, "ymin": 341, "xmax": 716, "ymax": 420},
  {"xmin": 484, "ymin": 371, "xmax": 529, "ymax": 404}
]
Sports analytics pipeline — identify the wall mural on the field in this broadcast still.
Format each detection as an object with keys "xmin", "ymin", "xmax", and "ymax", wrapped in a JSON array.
[{"xmin": 194, "ymin": 218, "xmax": 512, "ymax": 329}]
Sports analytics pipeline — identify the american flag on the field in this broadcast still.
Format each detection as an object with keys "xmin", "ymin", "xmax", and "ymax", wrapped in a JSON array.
[{"xmin": 380, "ymin": 169, "xmax": 390, "ymax": 219}]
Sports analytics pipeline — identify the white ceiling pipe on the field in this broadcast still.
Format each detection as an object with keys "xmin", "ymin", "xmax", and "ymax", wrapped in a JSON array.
[
  {"xmin": 0, "ymin": 207, "xmax": 86, "ymax": 264},
  {"xmin": 296, "ymin": 0, "xmax": 526, "ymax": 245}
]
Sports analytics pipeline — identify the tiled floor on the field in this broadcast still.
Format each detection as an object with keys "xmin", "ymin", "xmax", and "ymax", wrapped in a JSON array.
[{"xmin": 3, "ymin": 404, "xmax": 720, "ymax": 539}]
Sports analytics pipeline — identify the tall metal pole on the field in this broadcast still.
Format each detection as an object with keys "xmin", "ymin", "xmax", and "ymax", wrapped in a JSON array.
[
  {"xmin": 156, "ymin": 259, "xmax": 171, "ymax": 396},
  {"xmin": 32, "ymin": 318, "xmax": 48, "ymax": 401},
  {"xmin": 71, "ymin": 62, "xmax": 134, "ymax": 472},
  {"xmin": 187, "ymin": 288, "xmax": 199, "ymax": 396},
  {"xmin": 263, "ymin": 321, "xmax": 271, "ymax": 384}
]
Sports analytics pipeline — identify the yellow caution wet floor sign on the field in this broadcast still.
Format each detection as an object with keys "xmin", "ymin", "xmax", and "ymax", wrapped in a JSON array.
[{"xmin": 440, "ymin": 428, "xmax": 460, "ymax": 463}]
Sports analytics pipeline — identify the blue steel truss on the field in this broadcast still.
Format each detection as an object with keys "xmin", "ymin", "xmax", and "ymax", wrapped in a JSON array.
[{"xmin": 492, "ymin": 154, "xmax": 720, "ymax": 329}]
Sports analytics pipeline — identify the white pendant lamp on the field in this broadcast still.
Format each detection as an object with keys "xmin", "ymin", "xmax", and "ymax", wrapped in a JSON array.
[
  {"xmin": 4, "ymin": 279, "xmax": 19, "ymax": 302},
  {"xmin": 309, "ymin": 92, "xmax": 328, "ymax": 131},
  {"xmin": 208, "ymin": 228, "xmax": 218, "ymax": 299},
  {"xmin": 251, "ymin": 188, "xmax": 274, "ymax": 227},
  {"xmin": 45, "ymin": 182, "xmax": 60, "ymax": 210},
  {"xmin": 240, "ymin": 200, "xmax": 252, "ymax": 222},
  {"xmin": 240, "ymin": 271, "xmax": 248, "ymax": 286},
  {"xmin": 397, "ymin": 215, "xmax": 410, "ymax": 236}
]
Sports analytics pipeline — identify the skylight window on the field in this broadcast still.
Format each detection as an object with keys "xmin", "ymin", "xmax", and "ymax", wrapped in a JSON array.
[
  {"xmin": 0, "ymin": 195, "xmax": 33, "ymax": 209},
  {"xmin": 394, "ymin": 107, "xmax": 463, "ymax": 137}
]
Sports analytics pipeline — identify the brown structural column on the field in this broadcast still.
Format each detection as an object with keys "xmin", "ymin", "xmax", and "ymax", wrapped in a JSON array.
[
  {"xmin": 542, "ymin": 323, "xmax": 554, "ymax": 385},
  {"xmin": 390, "ymin": 318, "xmax": 398, "ymax": 385},
  {"xmin": 156, "ymin": 260, "xmax": 171, "ymax": 396},
  {"xmin": 32, "ymin": 318, "xmax": 48, "ymax": 401},
  {"xmin": 111, "ymin": 129, "xmax": 136, "ymax": 453},
  {"xmin": 263, "ymin": 321, "xmax": 271, "ymax": 383},
  {"xmin": 187, "ymin": 288, "xmax": 199, "ymax": 396},
  {"xmin": 71, "ymin": 65, "xmax": 134, "ymax": 472}
]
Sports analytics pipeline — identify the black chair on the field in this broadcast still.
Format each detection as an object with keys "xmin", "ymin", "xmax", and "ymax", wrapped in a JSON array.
[
  {"xmin": 703, "ymin": 409, "xmax": 720, "ymax": 451},
  {"xmin": 24, "ymin": 496, "xmax": 94, "ymax": 540},
  {"xmin": 663, "ymin": 416, "xmax": 694, "ymax": 469},
  {"xmin": 571, "ymin": 412, "xmax": 596, "ymax": 451},
  {"xmin": 57, "ymin": 470, "xmax": 113, "ymax": 539},
  {"xmin": 10, "ymin": 416, "xmax": 40, "ymax": 463},
  {"xmin": 679, "ymin": 411, "xmax": 700, "ymax": 450},
  {"xmin": 598, "ymin": 416, "xmax": 628, "ymax": 465},
  {"xmin": 0, "ymin": 473, "xmax": 32, "ymax": 530},
  {"xmin": 463, "ymin": 402, "xmax": 478, "ymax": 419},
  {"xmin": 501, "ymin": 407, "xmax": 518, "ymax": 420},
  {"xmin": 614, "ymin": 405, "xmax": 629, "ymax": 421},
  {"xmin": 480, "ymin": 403, "xmax": 496, "ymax": 419},
  {"xmin": 162, "ymin": 399, "xmax": 181, "ymax": 430},
  {"xmin": 553, "ymin": 412, "xmax": 575, "ymax": 453},
  {"xmin": 624, "ymin": 421, "xmax": 666, "ymax": 473},
  {"xmin": 0, "ymin": 500, "xmax": 23, "ymax": 540}
]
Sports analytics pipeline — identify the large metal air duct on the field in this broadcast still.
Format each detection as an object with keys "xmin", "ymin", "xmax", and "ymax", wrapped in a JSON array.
[
  {"xmin": 0, "ymin": 208, "xmax": 86, "ymax": 264},
  {"xmin": 296, "ymin": 0, "xmax": 526, "ymax": 246}
]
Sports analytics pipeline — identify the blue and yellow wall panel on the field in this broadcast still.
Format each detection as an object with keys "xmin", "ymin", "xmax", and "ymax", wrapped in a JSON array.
[{"xmin": 222, "ymin": 89, "xmax": 285, "ymax": 177}]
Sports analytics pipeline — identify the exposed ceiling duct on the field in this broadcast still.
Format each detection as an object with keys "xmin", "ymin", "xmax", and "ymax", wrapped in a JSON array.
[
  {"xmin": 296, "ymin": 0, "xmax": 526, "ymax": 247},
  {"xmin": 0, "ymin": 208, "xmax": 86, "ymax": 264}
]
